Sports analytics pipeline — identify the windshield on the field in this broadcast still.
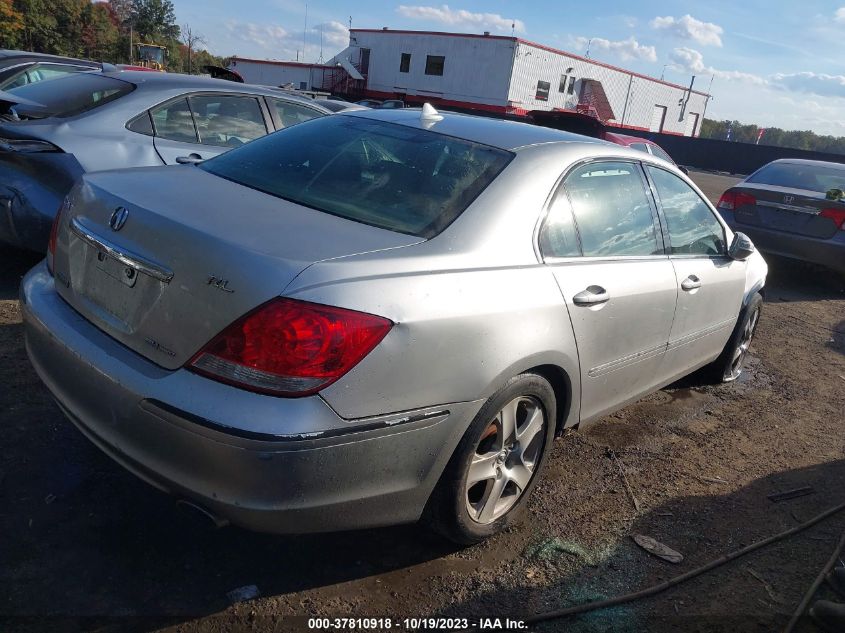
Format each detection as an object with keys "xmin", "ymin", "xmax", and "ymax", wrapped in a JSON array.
[
  {"xmin": 200, "ymin": 115, "xmax": 513, "ymax": 238},
  {"xmin": 747, "ymin": 162, "xmax": 845, "ymax": 193},
  {"xmin": 8, "ymin": 74, "xmax": 133, "ymax": 118}
]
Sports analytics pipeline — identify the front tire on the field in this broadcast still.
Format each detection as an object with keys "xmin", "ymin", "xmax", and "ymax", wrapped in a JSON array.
[
  {"xmin": 424, "ymin": 373, "xmax": 556, "ymax": 544},
  {"xmin": 704, "ymin": 292, "xmax": 763, "ymax": 383}
]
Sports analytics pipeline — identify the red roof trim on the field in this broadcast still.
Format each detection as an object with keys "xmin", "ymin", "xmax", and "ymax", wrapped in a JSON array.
[
  {"xmin": 350, "ymin": 29, "xmax": 710, "ymax": 97},
  {"xmin": 229, "ymin": 56, "xmax": 335, "ymax": 69}
]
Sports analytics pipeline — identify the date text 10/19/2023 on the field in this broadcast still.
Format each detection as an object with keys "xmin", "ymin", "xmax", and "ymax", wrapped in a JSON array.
[{"xmin": 307, "ymin": 618, "xmax": 529, "ymax": 630}]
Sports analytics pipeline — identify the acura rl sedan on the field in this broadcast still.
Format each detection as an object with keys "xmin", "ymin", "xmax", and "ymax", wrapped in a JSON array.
[
  {"xmin": 21, "ymin": 107, "xmax": 767, "ymax": 543},
  {"xmin": 0, "ymin": 71, "xmax": 328, "ymax": 251}
]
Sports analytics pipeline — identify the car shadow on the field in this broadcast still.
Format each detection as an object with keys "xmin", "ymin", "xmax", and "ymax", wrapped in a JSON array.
[
  {"xmin": 0, "ymin": 244, "xmax": 41, "ymax": 301},
  {"xmin": 432, "ymin": 458, "xmax": 845, "ymax": 632}
]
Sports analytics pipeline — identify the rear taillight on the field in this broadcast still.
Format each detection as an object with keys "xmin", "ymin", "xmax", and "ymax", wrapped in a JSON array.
[
  {"xmin": 46, "ymin": 197, "xmax": 67, "ymax": 275},
  {"xmin": 820, "ymin": 208, "xmax": 845, "ymax": 230},
  {"xmin": 717, "ymin": 191, "xmax": 756, "ymax": 211},
  {"xmin": 188, "ymin": 298, "xmax": 393, "ymax": 396}
]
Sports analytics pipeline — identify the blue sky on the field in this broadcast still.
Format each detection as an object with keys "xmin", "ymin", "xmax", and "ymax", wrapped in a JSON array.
[{"xmin": 171, "ymin": 1, "xmax": 845, "ymax": 135}]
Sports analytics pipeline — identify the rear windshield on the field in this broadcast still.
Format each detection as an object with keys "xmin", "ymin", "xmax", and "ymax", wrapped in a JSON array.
[
  {"xmin": 9, "ymin": 74, "xmax": 133, "ymax": 118},
  {"xmin": 747, "ymin": 162, "xmax": 845, "ymax": 194},
  {"xmin": 200, "ymin": 115, "xmax": 513, "ymax": 238}
]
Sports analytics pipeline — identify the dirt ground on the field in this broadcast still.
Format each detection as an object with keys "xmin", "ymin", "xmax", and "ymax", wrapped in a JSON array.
[{"xmin": 1, "ymin": 170, "xmax": 844, "ymax": 633}]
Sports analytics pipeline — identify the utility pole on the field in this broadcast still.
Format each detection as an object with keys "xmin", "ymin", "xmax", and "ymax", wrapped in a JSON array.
[
  {"xmin": 678, "ymin": 75, "xmax": 695, "ymax": 122},
  {"xmin": 660, "ymin": 64, "xmax": 668, "ymax": 81},
  {"xmin": 620, "ymin": 75, "xmax": 634, "ymax": 126},
  {"xmin": 302, "ymin": 2, "xmax": 308, "ymax": 63}
]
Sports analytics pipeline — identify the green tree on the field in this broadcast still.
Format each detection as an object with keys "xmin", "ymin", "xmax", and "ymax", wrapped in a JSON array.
[
  {"xmin": 0, "ymin": 0, "xmax": 25, "ymax": 48},
  {"xmin": 130, "ymin": 0, "xmax": 179, "ymax": 43},
  {"xmin": 81, "ymin": 2, "xmax": 120, "ymax": 60}
]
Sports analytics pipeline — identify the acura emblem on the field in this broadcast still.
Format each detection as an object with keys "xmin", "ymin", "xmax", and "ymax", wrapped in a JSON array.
[{"xmin": 109, "ymin": 206, "xmax": 129, "ymax": 231}]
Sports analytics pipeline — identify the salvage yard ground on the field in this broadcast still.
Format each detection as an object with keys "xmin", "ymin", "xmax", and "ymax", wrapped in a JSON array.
[{"xmin": 1, "ymin": 171, "xmax": 843, "ymax": 633}]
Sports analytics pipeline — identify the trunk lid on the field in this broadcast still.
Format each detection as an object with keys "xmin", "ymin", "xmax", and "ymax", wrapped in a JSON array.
[
  {"xmin": 731, "ymin": 182, "xmax": 844, "ymax": 239},
  {"xmin": 53, "ymin": 165, "xmax": 422, "ymax": 369}
]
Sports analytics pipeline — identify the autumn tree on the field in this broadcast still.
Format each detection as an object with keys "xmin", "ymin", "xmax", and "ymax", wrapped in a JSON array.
[{"xmin": 0, "ymin": 0, "xmax": 25, "ymax": 49}]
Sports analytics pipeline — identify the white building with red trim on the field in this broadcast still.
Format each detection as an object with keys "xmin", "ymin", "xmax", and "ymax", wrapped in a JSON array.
[{"xmin": 229, "ymin": 29, "xmax": 711, "ymax": 137}]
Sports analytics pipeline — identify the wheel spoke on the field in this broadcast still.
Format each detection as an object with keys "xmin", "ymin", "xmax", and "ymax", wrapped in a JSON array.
[
  {"xmin": 508, "ymin": 464, "xmax": 533, "ymax": 491},
  {"xmin": 498, "ymin": 399, "xmax": 519, "ymax": 444},
  {"xmin": 516, "ymin": 405, "xmax": 544, "ymax": 448},
  {"xmin": 477, "ymin": 475, "xmax": 508, "ymax": 523},
  {"xmin": 467, "ymin": 453, "xmax": 498, "ymax": 485}
]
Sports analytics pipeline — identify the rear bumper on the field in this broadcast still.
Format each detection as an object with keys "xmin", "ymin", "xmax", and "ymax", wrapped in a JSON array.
[
  {"xmin": 21, "ymin": 262, "xmax": 480, "ymax": 533},
  {"xmin": 721, "ymin": 210, "xmax": 845, "ymax": 275}
]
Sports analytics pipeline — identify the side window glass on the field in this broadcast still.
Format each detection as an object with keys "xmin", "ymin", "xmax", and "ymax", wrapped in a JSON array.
[
  {"xmin": 189, "ymin": 95, "xmax": 267, "ymax": 147},
  {"xmin": 564, "ymin": 162, "xmax": 661, "ymax": 257},
  {"xmin": 127, "ymin": 111, "xmax": 154, "ymax": 136},
  {"xmin": 647, "ymin": 166, "xmax": 726, "ymax": 255},
  {"xmin": 151, "ymin": 98, "xmax": 198, "ymax": 143},
  {"xmin": 270, "ymin": 98, "xmax": 325, "ymax": 129},
  {"xmin": 649, "ymin": 144, "xmax": 674, "ymax": 163},
  {"xmin": 539, "ymin": 187, "xmax": 581, "ymax": 258},
  {"xmin": 629, "ymin": 142, "xmax": 649, "ymax": 153}
]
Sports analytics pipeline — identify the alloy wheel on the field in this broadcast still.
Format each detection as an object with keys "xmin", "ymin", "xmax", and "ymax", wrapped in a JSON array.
[
  {"xmin": 465, "ymin": 396, "xmax": 547, "ymax": 524},
  {"xmin": 725, "ymin": 307, "xmax": 760, "ymax": 381}
]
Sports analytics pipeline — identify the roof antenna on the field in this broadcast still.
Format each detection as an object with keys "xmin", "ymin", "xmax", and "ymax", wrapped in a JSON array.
[{"xmin": 420, "ymin": 103, "xmax": 443, "ymax": 122}]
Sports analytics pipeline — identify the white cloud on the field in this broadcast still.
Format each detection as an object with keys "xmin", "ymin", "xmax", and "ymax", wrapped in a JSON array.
[
  {"xmin": 571, "ymin": 36, "xmax": 657, "ymax": 62},
  {"xmin": 222, "ymin": 19, "xmax": 348, "ymax": 59},
  {"xmin": 835, "ymin": 7, "xmax": 845, "ymax": 22},
  {"xmin": 651, "ymin": 14, "xmax": 723, "ymax": 47},
  {"xmin": 669, "ymin": 47, "xmax": 765, "ymax": 84},
  {"xmin": 770, "ymin": 71, "xmax": 845, "ymax": 98},
  {"xmin": 396, "ymin": 5, "xmax": 525, "ymax": 33}
]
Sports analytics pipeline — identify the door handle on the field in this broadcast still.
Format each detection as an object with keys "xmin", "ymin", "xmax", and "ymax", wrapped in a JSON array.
[
  {"xmin": 573, "ymin": 285, "xmax": 610, "ymax": 306},
  {"xmin": 176, "ymin": 153, "xmax": 204, "ymax": 165},
  {"xmin": 681, "ymin": 275, "xmax": 702, "ymax": 291}
]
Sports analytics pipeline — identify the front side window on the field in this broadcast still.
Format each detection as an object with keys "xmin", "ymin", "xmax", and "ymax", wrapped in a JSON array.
[
  {"xmin": 151, "ymin": 98, "xmax": 198, "ymax": 143},
  {"xmin": 270, "ymin": 98, "xmax": 325, "ymax": 129},
  {"xmin": 647, "ymin": 166, "xmax": 726, "ymax": 256},
  {"xmin": 535, "ymin": 80, "xmax": 550, "ymax": 101},
  {"xmin": 200, "ymin": 116, "xmax": 512, "ymax": 238},
  {"xmin": 189, "ymin": 94, "xmax": 267, "ymax": 147},
  {"xmin": 399, "ymin": 53, "xmax": 411, "ymax": 73},
  {"xmin": 424, "ymin": 55, "xmax": 445, "ymax": 76},
  {"xmin": 564, "ymin": 162, "xmax": 661, "ymax": 257}
]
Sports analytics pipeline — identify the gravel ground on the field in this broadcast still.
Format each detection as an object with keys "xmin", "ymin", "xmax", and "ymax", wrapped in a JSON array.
[{"xmin": 1, "ymin": 170, "xmax": 844, "ymax": 633}]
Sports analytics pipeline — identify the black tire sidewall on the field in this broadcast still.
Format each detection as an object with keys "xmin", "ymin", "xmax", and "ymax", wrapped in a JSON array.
[
  {"xmin": 427, "ymin": 373, "xmax": 557, "ymax": 544},
  {"xmin": 719, "ymin": 293, "xmax": 763, "ymax": 382}
]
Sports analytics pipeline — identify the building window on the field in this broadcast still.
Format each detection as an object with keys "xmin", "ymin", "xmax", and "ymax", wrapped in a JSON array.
[
  {"xmin": 567, "ymin": 78, "xmax": 576, "ymax": 96},
  {"xmin": 399, "ymin": 53, "xmax": 411, "ymax": 73},
  {"xmin": 535, "ymin": 80, "xmax": 551, "ymax": 101},
  {"xmin": 559, "ymin": 75, "xmax": 568, "ymax": 93},
  {"xmin": 424, "ymin": 55, "xmax": 445, "ymax": 76}
]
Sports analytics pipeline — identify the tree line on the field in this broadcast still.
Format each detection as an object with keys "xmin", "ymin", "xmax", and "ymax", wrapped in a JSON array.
[
  {"xmin": 700, "ymin": 118, "xmax": 845, "ymax": 155},
  {"xmin": 0, "ymin": 0, "xmax": 226, "ymax": 73}
]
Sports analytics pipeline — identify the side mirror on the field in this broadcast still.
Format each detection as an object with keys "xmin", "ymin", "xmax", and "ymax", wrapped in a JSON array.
[
  {"xmin": 176, "ymin": 153, "xmax": 204, "ymax": 165},
  {"xmin": 728, "ymin": 231, "xmax": 755, "ymax": 261}
]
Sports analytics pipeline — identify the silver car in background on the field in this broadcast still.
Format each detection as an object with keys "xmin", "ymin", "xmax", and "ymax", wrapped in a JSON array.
[
  {"xmin": 22, "ymin": 108, "xmax": 767, "ymax": 543},
  {"xmin": 0, "ymin": 71, "xmax": 328, "ymax": 251},
  {"xmin": 717, "ymin": 159, "xmax": 845, "ymax": 275}
]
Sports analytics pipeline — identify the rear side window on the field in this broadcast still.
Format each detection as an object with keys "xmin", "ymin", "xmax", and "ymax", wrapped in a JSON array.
[
  {"xmin": 564, "ymin": 162, "xmax": 661, "ymax": 257},
  {"xmin": 189, "ymin": 95, "xmax": 267, "ymax": 147},
  {"xmin": 8, "ymin": 74, "xmax": 133, "ymax": 117},
  {"xmin": 629, "ymin": 142, "xmax": 649, "ymax": 153},
  {"xmin": 269, "ymin": 98, "xmax": 324, "ymax": 129},
  {"xmin": 539, "ymin": 188, "xmax": 580, "ymax": 258},
  {"xmin": 647, "ymin": 166, "xmax": 726, "ymax": 256},
  {"xmin": 200, "ymin": 115, "xmax": 512, "ymax": 238},
  {"xmin": 151, "ymin": 98, "xmax": 197, "ymax": 143},
  {"xmin": 648, "ymin": 144, "xmax": 674, "ymax": 164}
]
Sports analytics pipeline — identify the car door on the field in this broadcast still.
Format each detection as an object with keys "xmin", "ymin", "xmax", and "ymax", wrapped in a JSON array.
[
  {"xmin": 150, "ymin": 94, "xmax": 270, "ymax": 165},
  {"xmin": 644, "ymin": 165, "xmax": 746, "ymax": 376},
  {"xmin": 540, "ymin": 160, "xmax": 678, "ymax": 423}
]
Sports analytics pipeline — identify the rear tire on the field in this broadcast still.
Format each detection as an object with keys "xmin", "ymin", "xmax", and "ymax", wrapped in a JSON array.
[
  {"xmin": 424, "ymin": 373, "xmax": 556, "ymax": 545},
  {"xmin": 703, "ymin": 292, "xmax": 763, "ymax": 383}
]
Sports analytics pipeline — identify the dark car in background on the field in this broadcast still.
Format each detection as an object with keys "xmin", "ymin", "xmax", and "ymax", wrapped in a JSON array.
[
  {"xmin": 0, "ymin": 50, "xmax": 101, "ymax": 91},
  {"xmin": 0, "ymin": 71, "xmax": 328, "ymax": 251},
  {"xmin": 530, "ymin": 110, "xmax": 687, "ymax": 173},
  {"xmin": 716, "ymin": 159, "xmax": 845, "ymax": 275}
]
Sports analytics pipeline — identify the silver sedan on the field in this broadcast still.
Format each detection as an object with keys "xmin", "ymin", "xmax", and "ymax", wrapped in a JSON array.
[
  {"xmin": 22, "ymin": 107, "xmax": 768, "ymax": 543},
  {"xmin": 0, "ymin": 71, "xmax": 329, "ymax": 251}
]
